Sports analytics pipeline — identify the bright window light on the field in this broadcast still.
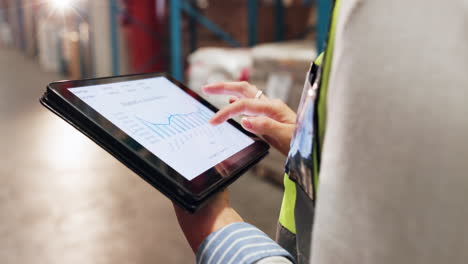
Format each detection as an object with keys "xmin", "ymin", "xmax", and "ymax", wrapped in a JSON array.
[{"xmin": 49, "ymin": 0, "xmax": 74, "ymax": 12}]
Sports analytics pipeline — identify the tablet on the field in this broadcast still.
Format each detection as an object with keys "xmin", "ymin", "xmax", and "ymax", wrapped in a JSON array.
[{"xmin": 40, "ymin": 73, "xmax": 269, "ymax": 212}]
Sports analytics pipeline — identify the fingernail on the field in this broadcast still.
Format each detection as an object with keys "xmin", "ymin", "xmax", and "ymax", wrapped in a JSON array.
[
  {"xmin": 242, "ymin": 117, "xmax": 252, "ymax": 129},
  {"xmin": 208, "ymin": 118, "xmax": 218, "ymax": 125}
]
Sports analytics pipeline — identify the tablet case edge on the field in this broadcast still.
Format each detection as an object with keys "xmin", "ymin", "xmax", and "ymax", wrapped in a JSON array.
[{"xmin": 39, "ymin": 89, "xmax": 269, "ymax": 213}]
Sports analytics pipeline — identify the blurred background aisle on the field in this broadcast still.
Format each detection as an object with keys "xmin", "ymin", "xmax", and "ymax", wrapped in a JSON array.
[
  {"xmin": 0, "ymin": 0, "xmax": 331, "ymax": 263},
  {"xmin": 0, "ymin": 47, "xmax": 283, "ymax": 263}
]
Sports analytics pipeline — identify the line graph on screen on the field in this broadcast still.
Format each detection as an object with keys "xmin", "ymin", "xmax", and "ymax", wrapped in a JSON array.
[{"xmin": 135, "ymin": 107, "xmax": 214, "ymax": 140}]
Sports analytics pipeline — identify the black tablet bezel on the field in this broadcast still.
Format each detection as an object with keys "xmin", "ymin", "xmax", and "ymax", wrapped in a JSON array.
[{"xmin": 47, "ymin": 72, "xmax": 269, "ymax": 199}]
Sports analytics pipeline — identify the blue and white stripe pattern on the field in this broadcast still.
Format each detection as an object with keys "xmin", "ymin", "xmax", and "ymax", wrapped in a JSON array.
[{"xmin": 196, "ymin": 223, "xmax": 295, "ymax": 264}]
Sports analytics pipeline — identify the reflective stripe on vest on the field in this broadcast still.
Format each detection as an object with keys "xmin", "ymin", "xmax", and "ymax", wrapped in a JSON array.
[{"xmin": 278, "ymin": 0, "xmax": 341, "ymax": 235}]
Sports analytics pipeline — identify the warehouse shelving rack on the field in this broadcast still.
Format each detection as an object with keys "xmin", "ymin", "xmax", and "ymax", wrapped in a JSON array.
[
  {"xmin": 109, "ymin": 0, "xmax": 333, "ymax": 81},
  {"xmin": 1, "ymin": 0, "xmax": 332, "ymax": 80}
]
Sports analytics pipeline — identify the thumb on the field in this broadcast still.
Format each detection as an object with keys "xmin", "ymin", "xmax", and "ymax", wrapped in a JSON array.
[{"xmin": 241, "ymin": 116, "xmax": 294, "ymax": 155}]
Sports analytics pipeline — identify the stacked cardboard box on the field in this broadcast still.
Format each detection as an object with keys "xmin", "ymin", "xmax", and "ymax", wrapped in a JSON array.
[{"xmin": 195, "ymin": 0, "xmax": 313, "ymax": 47}]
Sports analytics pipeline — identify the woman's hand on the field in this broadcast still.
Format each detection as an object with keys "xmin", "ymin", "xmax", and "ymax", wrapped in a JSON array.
[
  {"xmin": 203, "ymin": 82, "xmax": 297, "ymax": 156},
  {"xmin": 174, "ymin": 82, "xmax": 295, "ymax": 251}
]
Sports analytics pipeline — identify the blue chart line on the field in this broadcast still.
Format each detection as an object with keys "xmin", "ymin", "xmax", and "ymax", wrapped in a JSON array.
[{"xmin": 136, "ymin": 107, "xmax": 213, "ymax": 139}]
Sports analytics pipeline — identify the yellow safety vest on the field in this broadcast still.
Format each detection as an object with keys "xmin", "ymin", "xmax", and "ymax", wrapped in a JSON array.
[{"xmin": 277, "ymin": 0, "xmax": 341, "ymax": 263}]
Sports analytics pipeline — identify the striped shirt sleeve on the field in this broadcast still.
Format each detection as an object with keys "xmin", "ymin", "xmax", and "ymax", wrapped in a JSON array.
[{"xmin": 196, "ymin": 222, "xmax": 296, "ymax": 264}]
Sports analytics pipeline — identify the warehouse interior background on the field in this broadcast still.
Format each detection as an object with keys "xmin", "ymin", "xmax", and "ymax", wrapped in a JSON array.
[{"xmin": 0, "ymin": 0, "xmax": 331, "ymax": 263}]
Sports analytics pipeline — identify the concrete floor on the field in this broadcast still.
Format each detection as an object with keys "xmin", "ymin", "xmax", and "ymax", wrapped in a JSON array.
[{"xmin": 0, "ymin": 48, "xmax": 284, "ymax": 264}]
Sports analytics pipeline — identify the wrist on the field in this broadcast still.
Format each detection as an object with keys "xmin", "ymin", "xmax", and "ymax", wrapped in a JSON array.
[{"xmin": 174, "ymin": 192, "xmax": 243, "ymax": 252}]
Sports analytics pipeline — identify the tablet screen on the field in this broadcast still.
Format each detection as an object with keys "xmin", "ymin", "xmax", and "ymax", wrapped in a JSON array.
[{"xmin": 69, "ymin": 76, "xmax": 254, "ymax": 180}]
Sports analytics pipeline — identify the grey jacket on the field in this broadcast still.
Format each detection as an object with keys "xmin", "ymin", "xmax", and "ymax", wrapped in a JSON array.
[
  {"xmin": 262, "ymin": 0, "xmax": 468, "ymax": 263},
  {"xmin": 312, "ymin": 0, "xmax": 468, "ymax": 263}
]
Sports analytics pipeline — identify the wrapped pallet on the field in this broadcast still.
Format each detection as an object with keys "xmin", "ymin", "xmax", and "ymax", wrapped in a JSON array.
[
  {"xmin": 0, "ymin": 3, "xmax": 13, "ymax": 47},
  {"xmin": 251, "ymin": 40, "xmax": 316, "ymax": 110},
  {"xmin": 37, "ymin": 19, "xmax": 62, "ymax": 73},
  {"xmin": 0, "ymin": 23, "xmax": 13, "ymax": 47},
  {"xmin": 188, "ymin": 47, "xmax": 252, "ymax": 109}
]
